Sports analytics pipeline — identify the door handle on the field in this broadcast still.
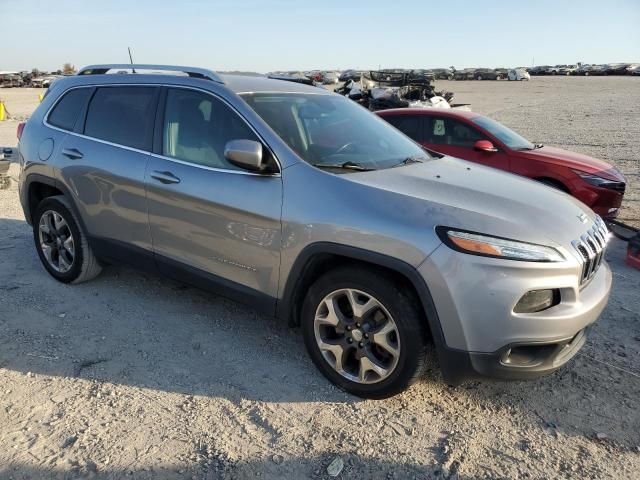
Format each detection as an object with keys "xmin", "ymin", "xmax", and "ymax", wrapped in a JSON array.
[
  {"xmin": 150, "ymin": 170, "xmax": 181, "ymax": 184},
  {"xmin": 61, "ymin": 148, "xmax": 84, "ymax": 160}
]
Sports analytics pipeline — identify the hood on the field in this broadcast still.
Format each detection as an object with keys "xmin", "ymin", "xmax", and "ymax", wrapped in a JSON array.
[
  {"xmin": 518, "ymin": 146, "xmax": 617, "ymax": 177},
  {"xmin": 345, "ymin": 156, "xmax": 597, "ymax": 249}
]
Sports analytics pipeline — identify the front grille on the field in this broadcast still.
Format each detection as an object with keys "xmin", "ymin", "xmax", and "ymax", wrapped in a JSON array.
[{"xmin": 572, "ymin": 216, "xmax": 609, "ymax": 286}]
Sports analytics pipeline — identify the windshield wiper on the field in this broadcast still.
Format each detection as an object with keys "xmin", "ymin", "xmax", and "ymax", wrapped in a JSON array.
[
  {"xmin": 312, "ymin": 161, "xmax": 374, "ymax": 171},
  {"xmin": 391, "ymin": 156, "xmax": 426, "ymax": 168}
]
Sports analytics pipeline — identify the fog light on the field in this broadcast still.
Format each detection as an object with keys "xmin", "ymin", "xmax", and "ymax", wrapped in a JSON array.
[{"xmin": 514, "ymin": 289, "xmax": 559, "ymax": 313}]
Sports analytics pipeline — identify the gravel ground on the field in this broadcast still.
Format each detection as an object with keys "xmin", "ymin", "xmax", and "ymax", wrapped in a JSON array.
[{"xmin": 0, "ymin": 78, "xmax": 639, "ymax": 479}]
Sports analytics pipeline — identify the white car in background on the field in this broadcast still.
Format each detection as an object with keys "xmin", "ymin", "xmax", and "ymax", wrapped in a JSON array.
[
  {"xmin": 322, "ymin": 71, "xmax": 339, "ymax": 84},
  {"xmin": 508, "ymin": 68, "xmax": 530, "ymax": 81}
]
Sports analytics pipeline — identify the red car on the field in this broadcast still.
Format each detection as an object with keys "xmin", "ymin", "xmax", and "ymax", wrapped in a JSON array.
[{"xmin": 376, "ymin": 108, "xmax": 626, "ymax": 218}]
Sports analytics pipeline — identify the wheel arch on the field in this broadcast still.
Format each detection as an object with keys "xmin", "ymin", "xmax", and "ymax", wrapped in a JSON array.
[
  {"xmin": 277, "ymin": 242, "xmax": 460, "ymax": 370},
  {"xmin": 534, "ymin": 176, "xmax": 570, "ymax": 193},
  {"xmin": 24, "ymin": 174, "xmax": 88, "ymax": 233},
  {"xmin": 279, "ymin": 243, "xmax": 473, "ymax": 384}
]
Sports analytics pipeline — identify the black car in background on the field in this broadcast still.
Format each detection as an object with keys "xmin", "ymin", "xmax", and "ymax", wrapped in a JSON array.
[
  {"xmin": 528, "ymin": 65, "xmax": 551, "ymax": 75},
  {"xmin": 339, "ymin": 69, "xmax": 362, "ymax": 82},
  {"xmin": 426, "ymin": 68, "xmax": 454, "ymax": 80},
  {"xmin": 472, "ymin": 68, "xmax": 504, "ymax": 80}
]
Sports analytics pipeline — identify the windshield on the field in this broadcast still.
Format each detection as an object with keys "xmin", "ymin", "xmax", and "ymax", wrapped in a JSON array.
[
  {"xmin": 471, "ymin": 116, "xmax": 535, "ymax": 151},
  {"xmin": 241, "ymin": 92, "xmax": 430, "ymax": 171}
]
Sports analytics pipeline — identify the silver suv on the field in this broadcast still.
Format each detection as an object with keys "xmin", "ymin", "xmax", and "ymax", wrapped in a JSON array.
[{"xmin": 18, "ymin": 64, "xmax": 612, "ymax": 398}]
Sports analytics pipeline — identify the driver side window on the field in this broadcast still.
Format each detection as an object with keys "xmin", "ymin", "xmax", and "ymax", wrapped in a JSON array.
[
  {"xmin": 424, "ymin": 117, "xmax": 485, "ymax": 147},
  {"xmin": 163, "ymin": 89, "xmax": 259, "ymax": 170}
]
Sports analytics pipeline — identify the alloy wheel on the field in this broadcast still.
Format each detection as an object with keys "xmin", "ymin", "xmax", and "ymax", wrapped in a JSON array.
[
  {"xmin": 38, "ymin": 210, "xmax": 75, "ymax": 273},
  {"xmin": 313, "ymin": 288, "xmax": 400, "ymax": 384}
]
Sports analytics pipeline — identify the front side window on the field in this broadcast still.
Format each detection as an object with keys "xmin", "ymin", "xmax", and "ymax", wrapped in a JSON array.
[
  {"xmin": 84, "ymin": 87, "xmax": 157, "ymax": 150},
  {"xmin": 471, "ymin": 116, "xmax": 535, "ymax": 151},
  {"xmin": 241, "ymin": 92, "xmax": 430, "ymax": 171},
  {"xmin": 423, "ymin": 117, "xmax": 485, "ymax": 147},
  {"xmin": 163, "ymin": 88, "xmax": 259, "ymax": 170},
  {"xmin": 48, "ymin": 88, "xmax": 92, "ymax": 131}
]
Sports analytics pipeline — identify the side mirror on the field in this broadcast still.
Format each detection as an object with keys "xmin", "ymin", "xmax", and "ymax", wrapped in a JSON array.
[
  {"xmin": 474, "ymin": 140, "xmax": 498, "ymax": 153},
  {"xmin": 224, "ymin": 139, "xmax": 266, "ymax": 172}
]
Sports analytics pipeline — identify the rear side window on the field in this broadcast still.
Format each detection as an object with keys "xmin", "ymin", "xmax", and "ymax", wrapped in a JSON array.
[
  {"xmin": 384, "ymin": 115, "xmax": 422, "ymax": 142},
  {"xmin": 48, "ymin": 88, "xmax": 92, "ymax": 131},
  {"xmin": 84, "ymin": 87, "xmax": 157, "ymax": 150}
]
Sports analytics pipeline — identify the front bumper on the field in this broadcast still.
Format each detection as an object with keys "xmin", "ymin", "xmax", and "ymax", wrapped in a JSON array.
[{"xmin": 419, "ymin": 243, "xmax": 612, "ymax": 384}]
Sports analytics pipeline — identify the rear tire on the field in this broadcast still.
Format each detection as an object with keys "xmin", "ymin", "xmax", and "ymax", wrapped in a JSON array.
[
  {"xmin": 301, "ymin": 266, "xmax": 429, "ymax": 399},
  {"xmin": 33, "ymin": 196, "xmax": 102, "ymax": 284}
]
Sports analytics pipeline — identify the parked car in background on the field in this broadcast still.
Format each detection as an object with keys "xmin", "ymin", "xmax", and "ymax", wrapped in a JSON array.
[
  {"xmin": 322, "ymin": 71, "xmax": 339, "ymax": 84},
  {"xmin": 508, "ymin": 68, "xmax": 530, "ymax": 81},
  {"xmin": 558, "ymin": 65, "xmax": 577, "ymax": 75},
  {"xmin": 529, "ymin": 66, "xmax": 551, "ymax": 75},
  {"xmin": 339, "ymin": 69, "xmax": 361, "ymax": 82},
  {"xmin": 583, "ymin": 65, "xmax": 608, "ymax": 76},
  {"xmin": 453, "ymin": 68, "xmax": 476, "ymax": 80},
  {"xmin": 18, "ymin": 64, "xmax": 613, "ymax": 398},
  {"xmin": 472, "ymin": 68, "xmax": 504, "ymax": 80},
  {"xmin": 427, "ymin": 68, "xmax": 454, "ymax": 80},
  {"xmin": 306, "ymin": 71, "xmax": 323, "ymax": 82},
  {"xmin": 632, "ymin": 68, "xmax": 640, "ymax": 76},
  {"xmin": 625, "ymin": 63, "xmax": 640, "ymax": 74},
  {"xmin": 377, "ymin": 108, "xmax": 626, "ymax": 219},
  {"xmin": 494, "ymin": 68, "xmax": 509, "ymax": 79},
  {"xmin": 604, "ymin": 63, "xmax": 631, "ymax": 75},
  {"xmin": 0, "ymin": 72, "xmax": 24, "ymax": 87},
  {"xmin": 546, "ymin": 65, "xmax": 570, "ymax": 75}
]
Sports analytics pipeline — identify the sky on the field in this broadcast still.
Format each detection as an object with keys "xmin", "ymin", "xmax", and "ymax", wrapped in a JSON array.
[{"xmin": 1, "ymin": 0, "xmax": 639, "ymax": 73}]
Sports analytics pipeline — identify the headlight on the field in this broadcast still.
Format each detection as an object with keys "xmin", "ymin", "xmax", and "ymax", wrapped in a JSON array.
[
  {"xmin": 572, "ymin": 169, "xmax": 624, "ymax": 188},
  {"xmin": 437, "ymin": 228, "xmax": 565, "ymax": 262}
]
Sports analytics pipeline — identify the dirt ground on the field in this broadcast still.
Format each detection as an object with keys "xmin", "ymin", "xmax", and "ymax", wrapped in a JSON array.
[{"xmin": 0, "ymin": 78, "xmax": 639, "ymax": 479}]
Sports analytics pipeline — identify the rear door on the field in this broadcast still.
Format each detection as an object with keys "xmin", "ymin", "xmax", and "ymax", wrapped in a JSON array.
[
  {"xmin": 383, "ymin": 114, "xmax": 424, "ymax": 144},
  {"xmin": 421, "ymin": 116, "xmax": 510, "ymax": 170},
  {"xmin": 145, "ymin": 87, "xmax": 282, "ymax": 306},
  {"xmin": 55, "ymin": 85, "xmax": 159, "ymax": 262}
]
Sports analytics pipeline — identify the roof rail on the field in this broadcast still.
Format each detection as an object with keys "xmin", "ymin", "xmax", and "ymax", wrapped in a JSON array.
[{"xmin": 76, "ymin": 64, "xmax": 224, "ymax": 83}]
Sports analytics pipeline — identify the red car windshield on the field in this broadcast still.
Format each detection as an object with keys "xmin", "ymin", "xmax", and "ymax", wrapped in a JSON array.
[{"xmin": 471, "ymin": 116, "xmax": 535, "ymax": 151}]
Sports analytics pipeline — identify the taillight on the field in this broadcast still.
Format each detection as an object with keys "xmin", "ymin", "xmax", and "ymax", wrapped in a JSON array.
[{"xmin": 17, "ymin": 122, "xmax": 25, "ymax": 140}]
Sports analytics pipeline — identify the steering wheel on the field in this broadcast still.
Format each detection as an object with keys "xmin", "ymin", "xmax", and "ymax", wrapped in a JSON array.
[{"xmin": 334, "ymin": 142, "xmax": 357, "ymax": 155}]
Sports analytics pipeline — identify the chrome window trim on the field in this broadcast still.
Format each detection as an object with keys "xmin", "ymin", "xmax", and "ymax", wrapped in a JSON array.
[
  {"xmin": 148, "ymin": 152, "xmax": 280, "ymax": 177},
  {"xmin": 237, "ymin": 90, "xmax": 331, "ymax": 96},
  {"xmin": 43, "ymin": 83, "xmax": 282, "ymax": 177}
]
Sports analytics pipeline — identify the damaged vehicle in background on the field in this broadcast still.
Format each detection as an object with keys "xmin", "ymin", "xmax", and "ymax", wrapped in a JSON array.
[
  {"xmin": 377, "ymin": 108, "xmax": 626, "ymax": 219},
  {"xmin": 336, "ymin": 69, "xmax": 462, "ymax": 111},
  {"xmin": 508, "ymin": 68, "xmax": 530, "ymax": 81}
]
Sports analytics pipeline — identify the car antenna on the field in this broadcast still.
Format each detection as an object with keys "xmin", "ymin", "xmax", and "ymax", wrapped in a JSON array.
[{"xmin": 128, "ymin": 47, "xmax": 136, "ymax": 74}]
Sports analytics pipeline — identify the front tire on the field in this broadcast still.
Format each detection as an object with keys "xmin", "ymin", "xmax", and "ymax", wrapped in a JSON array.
[
  {"xmin": 301, "ymin": 267, "xmax": 428, "ymax": 398},
  {"xmin": 33, "ymin": 196, "xmax": 102, "ymax": 284}
]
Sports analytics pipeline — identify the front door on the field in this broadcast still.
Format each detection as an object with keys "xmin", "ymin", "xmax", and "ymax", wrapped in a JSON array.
[
  {"xmin": 422, "ymin": 116, "xmax": 510, "ymax": 171},
  {"xmin": 145, "ymin": 87, "xmax": 283, "ymax": 308}
]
